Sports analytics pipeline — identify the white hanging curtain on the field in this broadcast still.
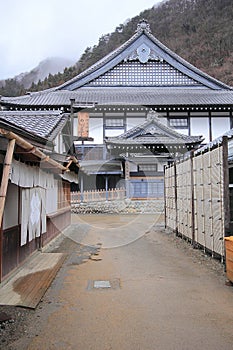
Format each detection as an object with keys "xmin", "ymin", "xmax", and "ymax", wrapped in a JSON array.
[
  {"xmin": 10, "ymin": 159, "xmax": 55, "ymax": 189},
  {"xmin": 20, "ymin": 187, "xmax": 47, "ymax": 246}
]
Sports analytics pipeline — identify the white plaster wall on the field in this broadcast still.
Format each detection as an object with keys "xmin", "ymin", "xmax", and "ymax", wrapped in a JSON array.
[
  {"xmin": 3, "ymin": 182, "xmax": 18, "ymax": 229},
  {"xmin": 174, "ymin": 128, "xmax": 189, "ymax": 136},
  {"xmin": 158, "ymin": 161, "xmax": 166, "ymax": 172},
  {"xmin": 54, "ymin": 135, "xmax": 60, "ymax": 153},
  {"xmin": 190, "ymin": 117, "xmax": 209, "ymax": 143},
  {"xmin": 89, "ymin": 118, "xmax": 103, "ymax": 144},
  {"xmin": 54, "ymin": 134, "xmax": 66, "ymax": 154},
  {"xmin": 105, "ymin": 129, "xmax": 124, "ymax": 137},
  {"xmin": 228, "ymin": 139, "xmax": 233, "ymax": 158},
  {"xmin": 212, "ymin": 117, "xmax": 230, "ymax": 140},
  {"xmin": 126, "ymin": 118, "xmax": 145, "ymax": 131},
  {"xmin": 129, "ymin": 162, "xmax": 138, "ymax": 172},
  {"xmin": 46, "ymin": 183, "xmax": 58, "ymax": 214},
  {"xmin": 73, "ymin": 117, "xmax": 78, "ymax": 137}
]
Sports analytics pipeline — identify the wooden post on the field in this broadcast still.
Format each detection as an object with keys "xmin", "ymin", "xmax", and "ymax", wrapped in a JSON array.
[
  {"xmin": 222, "ymin": 136, "xmax": 230, "ymax": 267},
  {"xmin": 105, "ymin": 176, "xmax": 109, "ymax": 201},
  {"xmin": 223, "ymin": 136, "xmax": 230, "ymax": 235},
  {"xmin": 80, "ymin": 174, "xmax": 84, "ymax": 202},
  {"xmin": 164, "ymin": 165, "xmax": 167, "ymax": 229},
  {"xmin": 174, "ymin": 162, "xmax": 178, "ymax": 237},
  {"xmin": 208, "ymin": 111, "xmax": 212, "ymax": 142},
  {"xmin": 0, "ymin": 139, "xmax": 16, "ymax": 281},
  {"xmin": 190, "ymin": 150, "xmax": 195, "ymax": 245},
  {"xmin": 0, "ymin": 139, "xmax": 16, "ymax": 222}
]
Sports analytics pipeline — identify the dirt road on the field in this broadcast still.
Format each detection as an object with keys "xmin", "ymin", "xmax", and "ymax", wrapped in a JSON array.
[{"xmin": 7, "ymin": 214, "xmax": 233, "ymax": 349}]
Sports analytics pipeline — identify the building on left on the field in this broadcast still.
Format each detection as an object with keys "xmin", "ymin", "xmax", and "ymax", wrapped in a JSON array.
[{"xmin": 0, "ymin": 110, "xmax": 79, "ymax": 281}]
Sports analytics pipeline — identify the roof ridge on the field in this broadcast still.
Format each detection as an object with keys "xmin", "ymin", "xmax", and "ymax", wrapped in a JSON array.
[
  {"xmin": 56, "ymin": 30, "xmax": 142, "ymax": 91},
  {"xmin": 55, "ymin": 19, "xmax": 232, "ymax": 91},
  {"xmin": 145, "ymin": 30, "xmax": 232, "ymax": 90}
]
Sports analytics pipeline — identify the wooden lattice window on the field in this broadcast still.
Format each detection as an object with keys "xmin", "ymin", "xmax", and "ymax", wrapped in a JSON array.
[
  {"xmin": 105, "ymin": 118, "xmax": 124, "ymax": 127},
  {"xmin": 138, "ymin": 164, "xmax": 158, "ymax": 172},
  {"xmin": 58, "ymin": 180, "xmax": 70, "ymax": 209},
  {"xmin": 169, "ymin": 118, "xmax": 188, "ymax": 127}
]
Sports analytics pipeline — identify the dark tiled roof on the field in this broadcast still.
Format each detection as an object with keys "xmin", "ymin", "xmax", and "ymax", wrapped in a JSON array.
[
  {"xmin": 106, "ymin": 115, "xmax": 203, "ymax": 146},
  {"xmin": 0, "ymin": 110, "xmax": 68, "ymax": 141},
  {"xmin": 1, "ymin": 21, "xmax": 232, "ymax": 112},
  {"xmin": 2, "ymin": 87, "xmax": 233, "ymax": 107}
]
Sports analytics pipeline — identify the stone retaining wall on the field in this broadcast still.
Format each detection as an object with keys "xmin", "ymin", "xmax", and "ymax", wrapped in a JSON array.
[{"xmin": 71, "ymin": 199, "xmax": 164, "ymax": 214}]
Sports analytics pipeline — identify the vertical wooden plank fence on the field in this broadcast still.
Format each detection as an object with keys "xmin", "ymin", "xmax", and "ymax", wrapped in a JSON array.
[{"xmin": 164, "ymin": 137, "xmax": 229, "ymax": 260}]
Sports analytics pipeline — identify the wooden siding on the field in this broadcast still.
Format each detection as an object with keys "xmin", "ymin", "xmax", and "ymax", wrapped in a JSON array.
[{"xmin": 43, "ymin": 208, "xmax": 71, "ymax": 246}]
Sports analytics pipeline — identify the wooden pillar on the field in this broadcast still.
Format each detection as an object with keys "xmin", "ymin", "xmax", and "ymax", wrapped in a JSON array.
[
  {"xmin": 164, "ymin": 165, "xmax": 167, "ymax": 229},
  {"xmin": 187, "ymin": 110, "xmax": 191, "ymax": 136},
  {"xmin": 105, "ymin": 176, "xmax": 109, "ymax": 201},
  {"xmin": 125, "ymin": 159, "xmax": 130, "ymax": 199},
  {"xmin": 0, "ymin": 139, "xmax": 16, "ymax": 281},
  {"xmin": 174, "ymin": 161, "xmax": 178, "ymax": 237},
  {"xmin": 208, "ymin": 111, "xmax": 212, "ymax": 142},
  {"xmin": 80, "ymin": 173, "xmax": 84, "ymax": 202},
  {"xmin": 223, "ymin": 136, "xmax": 230, "ymax": 235},
  {"xmin": 190, "ymin": 150, "xmax": 195, "ymax": 245}
]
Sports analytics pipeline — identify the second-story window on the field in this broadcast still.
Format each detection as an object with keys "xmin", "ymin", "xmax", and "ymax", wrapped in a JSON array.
[
  {"xmin": 104, "ymin": 117, "xmax": 125, "ymax": 138},
  {"xmin": 168, "ymin": 118, "xmax": 188, "ymax": 128}
]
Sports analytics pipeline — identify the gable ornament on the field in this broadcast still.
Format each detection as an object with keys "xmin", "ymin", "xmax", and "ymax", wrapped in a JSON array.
[
  {"xmin": 136, "ymin": 19, "xmax": 152, "ymax": 33},
  {"xmin": 125, "ymin": 44, "xmax": 164, "ymax": 64}
]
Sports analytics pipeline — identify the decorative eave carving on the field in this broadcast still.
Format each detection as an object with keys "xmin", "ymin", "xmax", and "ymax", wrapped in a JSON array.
[{"xmin": 124, "ymin": 44, "xmax": 164, "ymax": 64}]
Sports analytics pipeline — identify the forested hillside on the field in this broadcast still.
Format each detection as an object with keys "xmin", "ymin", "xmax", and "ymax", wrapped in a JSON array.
[{"xmin": 1, "ymin": 0, "xmax": 232, "ymax": 96}]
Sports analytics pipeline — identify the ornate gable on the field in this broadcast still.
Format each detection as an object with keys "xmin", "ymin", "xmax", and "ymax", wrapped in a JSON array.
[
  {"xmin": 105, "ymin": 111, "xmax": 203, "ymax": 146},
  {"xmin": 58, "ymin": 20, "xmax": 230, "ymax": 91}
]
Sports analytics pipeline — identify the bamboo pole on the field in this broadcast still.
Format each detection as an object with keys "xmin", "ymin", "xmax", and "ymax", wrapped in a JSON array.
[
  {"xmin": 0, "ymin": 128, "xmax": 67, "ymax": 172},
  {"xmin": 0, "ymin": 139, "xmax": 15, "ymax": 281},
  {"xmin": 0, "ymin": 139, "xmax": 16, "ymax": 223}
]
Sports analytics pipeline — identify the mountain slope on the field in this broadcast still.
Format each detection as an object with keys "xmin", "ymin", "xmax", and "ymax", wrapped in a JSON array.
[
  {"xmin": 0, "ymin": 57, "xmax": 75, "ymax": 95},
  {"xmin": 0, "ymin": 0, "xmax": 232, "ymax": 97},
  {"xmin": 15, "ymin": 57, "xmax": 75, "ymax": 89}
]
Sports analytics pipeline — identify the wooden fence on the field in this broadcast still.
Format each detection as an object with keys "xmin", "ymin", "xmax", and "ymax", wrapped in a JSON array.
[
  {"xmin": 164, "ymin": 136, "xmax": 230, "ymax": 260},
  {"xmin": 71, "ymin": 188, "xmax": 126, "ymax": 204}
]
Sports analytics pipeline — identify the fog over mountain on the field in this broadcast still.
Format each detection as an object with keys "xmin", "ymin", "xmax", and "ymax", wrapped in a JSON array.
[{"xmin": 0, "ymin": 57, "xmax": 75, "ymax": 90}]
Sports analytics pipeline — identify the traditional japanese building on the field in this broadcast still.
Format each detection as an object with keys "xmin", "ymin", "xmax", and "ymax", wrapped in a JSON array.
[
  {"xmin": 0, "ymin": 19, "xmax": 232, "ymax": 198},
  {"xmin": 105, "ymin": 111, "xmax": 203, "ymax": 198},
  {"xmin": 0, "ymin": 110, "xmax": 79, "ymax": 281}
]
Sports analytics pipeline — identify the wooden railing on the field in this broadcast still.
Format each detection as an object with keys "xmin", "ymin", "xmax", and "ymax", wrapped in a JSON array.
[{"xmin": 71, "ymin": 188, "xmax": 126, "ymax": 204}]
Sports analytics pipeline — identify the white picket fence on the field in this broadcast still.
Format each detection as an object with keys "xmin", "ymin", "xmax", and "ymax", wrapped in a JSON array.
[{"xmin": 71, "ymin": 188, "xmax": 126, "ymax": 203}]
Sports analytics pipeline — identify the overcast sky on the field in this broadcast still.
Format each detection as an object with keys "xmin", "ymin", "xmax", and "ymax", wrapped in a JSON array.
[{"xmin": 0, "ymin": 0, "xmax": 163, "ymax": 80}]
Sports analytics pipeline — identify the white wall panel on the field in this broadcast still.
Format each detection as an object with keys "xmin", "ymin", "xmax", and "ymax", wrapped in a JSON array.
[
  {"xmin": 3, "ymin": 183, "xmax": 18, "ymax": 229},
  {"xmin": 190, "ymin": 117, "xmax": 209, "ymax": 143},
  {"xmin": 175, "ymin": 128, "xmax": 189, "ymax": 136},
  {"xmin": 212, "ymin": 117, "xmax": 230, "ymax": 140},
  {"xmin": 126, "ymin": 118, "xmax": 145, "ymax": 131},
  {"xmin": 89, "ymin": 118, "xmax": 103, "ymax": 144},
  {"xmin": 105, "ymin": 129, "xmax": 124, "ymax": 137},
  {"xmin": 46, "ymin": 183, "xmax": 58, "ymax": 214}
]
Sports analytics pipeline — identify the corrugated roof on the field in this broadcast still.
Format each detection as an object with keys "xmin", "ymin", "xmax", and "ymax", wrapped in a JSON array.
[
  {"xmin": 0, "ymin": 110, "xmax": 68, "ymax": 141},
  {"xmin": 2, "ymin": 87, "xmax": 233, "ymax": 107}
]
